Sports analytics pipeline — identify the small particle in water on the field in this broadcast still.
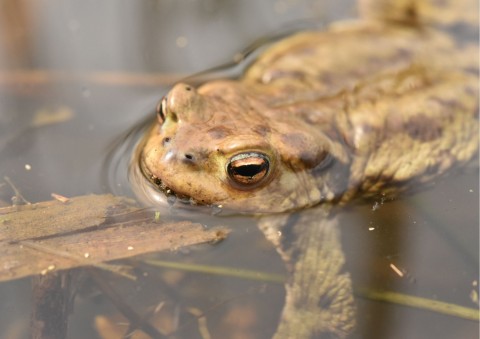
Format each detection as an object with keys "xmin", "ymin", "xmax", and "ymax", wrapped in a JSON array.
[
  {"xmin": 154, "ymin": 301, "xmax": 165, "ymax": 314},
  {"xmin": 368, "ymin": 227, "xmax": 375, "ymax": 231},
  {"xmin": 372, "ymin": 201, "xmax": 380, "ymax": 211},
  {"xmin": 277, "ymin": 231, "xmax": 282, "ymax": 237},
  {"xmin": 51, "ymin": 193, "xmax": 70, "ymax": 203},
  {"xmin": 24, "ymin": 164, "xmax": 31, "ymax": 171},
  {"xmin": 176, "ymin": 36, "xmax": 188, "ymax": 48},
  {"xmin": 470, "ymin": 289, "xmax": 479, "ymax": 304},
  {"xmin": 473, "ymin": 280, "xmax": 478, "ymax": 287},
  {"xmin": 127, "ymin": 246, "xmax": 134, "ymax": 251},
  {"xmin": 84, "ymin": 252, "xmax": 90, "ymax": 258},
  {"xmin": 47, "ymin": 264, "xmax": 55, "ymax": 271},
  {"xmin": 412, "ymin": 220, "xmax": 417, "ymax": 224},
  {"xmin": 211, "ymin": 204, "xmax": 223, "ymax": 216},
  {"xmin": 469, "ymin": 189, "xmax": 474, "ymax": 193},
  {"xmin": 389, "ymin": 263, "xmax": 404, "ymax": 277},
  {"xmin": 154, "ymin": 211, "xmax": 161, "ymax": 221}
]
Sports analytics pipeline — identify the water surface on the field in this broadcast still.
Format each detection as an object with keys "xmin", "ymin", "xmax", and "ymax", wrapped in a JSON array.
[{"xmin": 0, "ymin": 1, "xmax": 477, "ymax": 338}]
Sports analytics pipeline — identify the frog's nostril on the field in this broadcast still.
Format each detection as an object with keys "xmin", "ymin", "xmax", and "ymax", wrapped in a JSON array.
[
  {"xmin": 184, "ymin": 153, "xmax": 194, "ymax": 161},
  {"xmin": 162, "ymin": 137, "xmax": 171, "ymax": 146}
]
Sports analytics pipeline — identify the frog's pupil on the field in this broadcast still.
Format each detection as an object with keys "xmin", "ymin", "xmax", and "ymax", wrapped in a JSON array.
[
  {"xmin": 227, "ymin": 153, "xmax": 270, "ymax": 186},
  {"xmin": 233, "ymin": 164, "xmax": 264, "ymax": 177}
]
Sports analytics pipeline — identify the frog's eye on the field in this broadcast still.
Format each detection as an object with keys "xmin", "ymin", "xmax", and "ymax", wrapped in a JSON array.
[
  {"xmin": 227, "ymin": 152, "xmax": 270, "ymax": 187},
  {"xmin": 156, "ymin": 96, "xmax": 168, "ymax": 124}
]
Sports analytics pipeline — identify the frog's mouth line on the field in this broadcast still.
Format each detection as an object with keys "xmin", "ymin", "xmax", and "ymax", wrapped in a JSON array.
[{"xmin": 139, "ymin": 155, "xmax": 199, "ymax": 206}]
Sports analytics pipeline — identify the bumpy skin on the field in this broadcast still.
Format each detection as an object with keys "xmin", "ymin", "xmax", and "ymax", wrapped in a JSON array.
[
  {"xmin": 138, "ymin": 0, "xmax": 478, "ymax": 337},
  {"xmin": 141, "ymin": 4, "xmax": 478, "ymax": 213}
]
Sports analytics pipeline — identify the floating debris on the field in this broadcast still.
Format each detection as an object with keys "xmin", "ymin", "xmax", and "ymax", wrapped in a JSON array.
[
  {"xmin": 176, "ymin": 36, "xmax": 188, "ymax": 48},
  {"xmin": 211, "ymin": 204, "xmax": 223, "ymax": 215},
  {"xmin": 51, "ymin": 193, "xmax": 70, "ymax": 203},
  {"xmin": 389, "ymin": 263, "xmax": 404, "ymax": 277},
  {"xmin": 471, "ymin": 280, "xmax": 479, "ymax": 305},
  {"xmin": 470, "ymin": 289, "xmax": 478, "ymax": 304}
]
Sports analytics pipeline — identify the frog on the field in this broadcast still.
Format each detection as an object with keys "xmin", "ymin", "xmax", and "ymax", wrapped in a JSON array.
[{"xmin": 134, "ymin": 0, "xmax": 478, "ymax": 337}]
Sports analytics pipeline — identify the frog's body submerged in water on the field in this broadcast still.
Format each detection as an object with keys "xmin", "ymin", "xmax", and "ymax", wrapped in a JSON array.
[
  {"xmin": 134, "ymin": 0, "xmax": 478, "ymax": 337},
  {"xmin": 140, "ymin": 4, "xmax": 478, "ymax": 213}
]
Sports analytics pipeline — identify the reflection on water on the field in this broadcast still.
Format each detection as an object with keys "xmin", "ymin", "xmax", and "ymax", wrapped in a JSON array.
[{"xmin": 0, "ymin": 0, "xmax": 478, "ymax": 338}]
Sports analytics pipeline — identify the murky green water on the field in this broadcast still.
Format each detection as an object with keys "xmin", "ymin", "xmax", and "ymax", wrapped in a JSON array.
[{"xmin": 0, "ymin": 1, "xmax": 478, "ymax": 338}]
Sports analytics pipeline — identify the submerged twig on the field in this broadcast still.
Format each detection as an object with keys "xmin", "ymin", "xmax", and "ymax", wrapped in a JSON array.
[
  {"xmin": 88, "ymin": 268, "xmax": 167, "ymax": 339},
  {"xmin": 170, "ymin": 288, "xmax": 265, "ymax": 337},
  {"xmin": 143, "ymin": 259, "xmax": 284, "ymax": 283},
  {"xmin": 3, "ymin": 176, "xmax": 31, "ymax": 205},
  {"xmin": 186, "ymin": 307, "xmax": 212, "ymax": 339},
  {"xmin": 143, "ymin": 259, "xmax": 480, "ymax": 321},
  {"xmin": 31, "ymin": 270, "xmax": 76, "ymax": 339},
  {"xmin": 356, "ymin": 288, "xmax": 480, "ymax": 321}
]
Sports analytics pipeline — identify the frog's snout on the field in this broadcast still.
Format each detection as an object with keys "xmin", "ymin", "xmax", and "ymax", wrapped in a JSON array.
[{"xmin": 162, "ymin": 147, "xmax": 197, "ymax": 166}]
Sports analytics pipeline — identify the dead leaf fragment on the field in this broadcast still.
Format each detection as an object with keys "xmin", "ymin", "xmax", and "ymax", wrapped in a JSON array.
[{"xmin": 0, "ymin": 194, "xmax": 230, "ymax": 282}]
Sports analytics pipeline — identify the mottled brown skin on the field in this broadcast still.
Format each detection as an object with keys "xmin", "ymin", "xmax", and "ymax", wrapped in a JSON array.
[
  {"xmin": 140, "ymin": 4, "xmax": 478, "ymax": 212},
  {"xmin": 138, "ymin": 0, "xmax": 478, "ymax": 337}
]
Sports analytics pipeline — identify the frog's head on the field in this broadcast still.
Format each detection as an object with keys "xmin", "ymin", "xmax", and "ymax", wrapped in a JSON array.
[{"xmin": 139, "ymin": 82, "xmax": 350, "ymax": 213}]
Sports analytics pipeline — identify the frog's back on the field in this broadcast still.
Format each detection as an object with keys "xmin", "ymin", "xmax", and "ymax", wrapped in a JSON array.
[
  {"xmin": 244, "ymin": 0, "xmax": 478, "ymax": 103},
  {"xmin": 242, "ymin": 0, "xmax": 478, "ymax": 201},
  {"xmin": 138, "ymin": 0, "xmax": 478, "ymax": 213}
]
